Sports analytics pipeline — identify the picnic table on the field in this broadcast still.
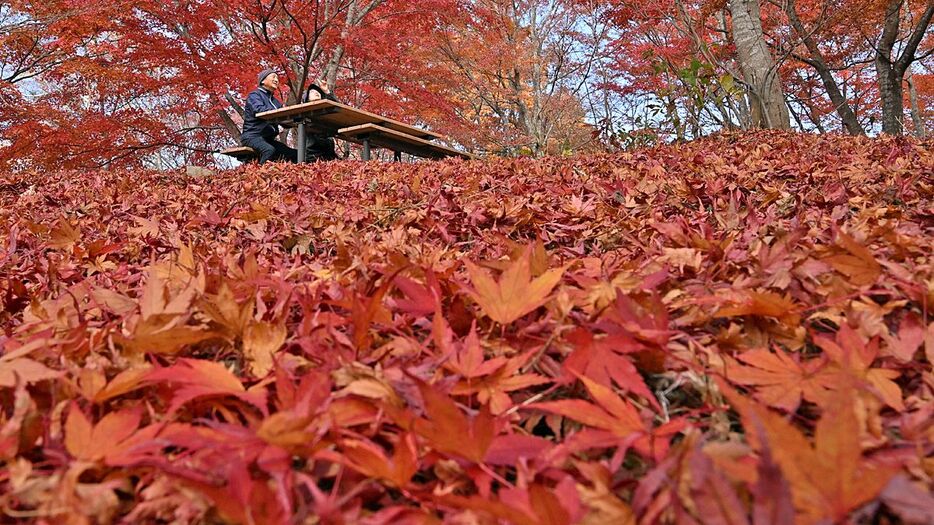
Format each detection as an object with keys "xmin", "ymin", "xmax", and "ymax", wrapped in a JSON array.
[{"xmin": 247, "ymin": 99, "xmax": 474, "ymax": 162}]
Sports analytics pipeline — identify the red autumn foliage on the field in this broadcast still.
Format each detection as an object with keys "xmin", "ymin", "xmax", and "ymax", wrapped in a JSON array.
[{"xmin": 1, "ymin": 131, "xmax": 933, "ymax": 523}]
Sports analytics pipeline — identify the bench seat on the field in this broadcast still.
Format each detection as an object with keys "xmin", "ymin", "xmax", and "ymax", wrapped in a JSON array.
[
  {"xmin": 337, "ymin": 124, "xmax": 474, "ymax": 160},
  {"xmin": 220, "ymin": 146, "xmax": 257, "ymax": 161}
]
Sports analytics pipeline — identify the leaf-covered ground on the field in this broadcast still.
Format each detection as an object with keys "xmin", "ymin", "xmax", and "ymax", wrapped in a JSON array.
[{"xmin": 1, "ymin": 131, "xmax": 932, "ymax": 524}]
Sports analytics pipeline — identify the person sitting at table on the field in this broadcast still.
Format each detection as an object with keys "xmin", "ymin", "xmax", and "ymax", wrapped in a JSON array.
[
  {"xmin": 303, "ymin": 81, "xmax": 339, "ymax": 161},
  {"xmin": 241, "ymin": 69, "xmax": 298, "ymax": 165}
]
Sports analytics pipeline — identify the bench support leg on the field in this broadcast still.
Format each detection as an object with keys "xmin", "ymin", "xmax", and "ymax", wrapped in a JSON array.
[
  {"xmin": 394, "ymin": 151, "xmax": 402, "ymax": 162},
  {"xmin": 297, "ymin": 121, "xmax": 307, "ymax": 163},
  {"xmin": 362, "ymin": 138, "xmax": 371, "ymax": 161}
]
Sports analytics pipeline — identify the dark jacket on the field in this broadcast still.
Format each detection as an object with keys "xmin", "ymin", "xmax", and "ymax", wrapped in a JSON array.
[
  {"xmin": 302, "ymin": 84, "xmax": 339, "ymax": 160},
  {"xmin": 241, "ymin": 87, "xmax": 283, "ymax": 141}
]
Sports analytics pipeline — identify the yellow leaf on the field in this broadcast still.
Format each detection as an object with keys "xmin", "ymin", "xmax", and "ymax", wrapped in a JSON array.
[
  {"xmin": 659, "ymin": 247, "xmax": 703, "ymax": 272},
  {"xmin": 139, "ymin": 270, "xmax": 167, "ymax": 319},
  {"xmin": 200, "ymin": 283, "xmax": 253, "ymax": 337},
  {"xmin": 338, "ymin": 377, "xmax": 404, "ymax": 407},
  {"xmin": 177, "ymin": 242, "xmax": 197, "ymax": 273},
  {"xmin": 116, "ymin": 317, "xmax": 216, "ymax": 355},
  {"xmin": 723, "ymin": 381, "xmax": 897, "ymax": 523},
  {"xmin": 91, "ymin": 288, "xmax": 137, "ymax": 315},
  {"xmin": 823, "ymin": 230, "xmax": 881, "ymax": 286},
  {"xmin": 128, "ymin": 215, "xmax": 160, "ymax": 238},
  {"xmin": 64, "ymin": 405, "xmax": 93, "ymax": 460},
  {"xmin": 0, "ymin": 358, "xmax": 61, "ymax": 388},
  {"xmin": 93, "ymin": 366, "xmax": 152, "ymax": 403},
  {"xmin": 48, "ymin": 219, "xmax": 80, "ymax": 250},
  {"xmin": 464, "ymin": 244, "xmax": 565, "ymax": 325},
  {"xmin": 242, "ymin": 321, "xmax": 287, "ymax": 377},
  {"xmin": 257, "ymin": 411, "xmax": 316, "ymax": 448},
  {"xmin": 716, "ymin": 290, "xmax": 801, "ymax": 326}
]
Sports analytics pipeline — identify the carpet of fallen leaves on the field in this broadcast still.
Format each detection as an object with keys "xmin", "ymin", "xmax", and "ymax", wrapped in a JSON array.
[{"xmin": 1, "ymin": 131, "xmax": 933, "ymax": 524}]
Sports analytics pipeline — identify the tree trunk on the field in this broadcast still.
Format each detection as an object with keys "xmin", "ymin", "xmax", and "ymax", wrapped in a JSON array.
[
  {"xmin": 216, "ymin": 110, "xmax": 241, "ymax": 142},
  {"xmin": 906, "ymin": 70, "xmax": 926, "ymax": 138},
  {"xmin": 784, "ymin": 0, "xmax": 864, "ymax": 135},
  {"xmin": 323, "ymin": 0, "xmax": 385, "ymax": 93},
  {"xmin": 874, "ymin": 0, "xmax": 934, "ymax": 135},
  {"xmin": 877, "ymin": 61, "xmax": 905, "ymax": 135},
  {"xmin": 875, "ymin": 0, "xmax": 905, "ymax": 134},
  {"xmin": 729, "ymin": 0, "xmax": 791, "ymax": 129}
]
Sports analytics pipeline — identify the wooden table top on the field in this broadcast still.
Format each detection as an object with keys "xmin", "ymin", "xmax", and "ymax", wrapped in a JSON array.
[{"xmin": 257, "ymin": 99, "xmax": 440, "ymax": 141}]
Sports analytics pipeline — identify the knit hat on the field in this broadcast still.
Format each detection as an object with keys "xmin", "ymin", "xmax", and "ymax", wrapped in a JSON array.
[{"xmin": 257, "ymin": 68, "xmax": 276, "ymax": 86}]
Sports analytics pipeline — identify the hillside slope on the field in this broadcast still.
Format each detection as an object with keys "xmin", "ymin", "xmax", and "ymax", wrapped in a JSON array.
[{"xmin": 1, "ymin": 131, "xmax": 932, "ymax": 523}]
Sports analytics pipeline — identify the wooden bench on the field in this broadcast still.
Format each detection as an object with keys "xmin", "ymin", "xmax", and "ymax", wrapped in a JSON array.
[
  {"xmin": 337, "ymin": 124, "xmax": 475, "ymax": 160},
  {"xmin": 220, "ymin": 146, "xmax": 257, "ymax": 162}
]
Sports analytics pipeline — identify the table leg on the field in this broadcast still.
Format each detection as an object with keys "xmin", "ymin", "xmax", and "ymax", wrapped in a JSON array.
[
  {"xmin": 297, "ymin": 121, "xmax": 306, "ymax": 163},
  {"xmin": 362, "ymin": 138, "xmax": 371, "ymax": 161}
]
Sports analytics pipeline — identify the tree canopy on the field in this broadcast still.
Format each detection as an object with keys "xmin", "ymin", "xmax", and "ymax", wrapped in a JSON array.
[{"xmin": 1, "ymin": 0, "xmax": 931, "ymax": 169}]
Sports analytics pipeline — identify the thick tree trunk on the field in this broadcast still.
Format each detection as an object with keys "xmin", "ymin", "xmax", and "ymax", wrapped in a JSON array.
[
  {"xmin": 876, "ymin": 61, "xmax": 905, "ymax": 135},
  {"xmin": 785, "ymin": 0, "xmax": 864, "ymax": 135},
  {"xmin": 875, "ymin": 0, "xmax": 905, "ymax": 134},
  {"xmin": 729, "ymin": 0, "xmax": 791, "ymax": 129},
  {"xmin": 874, "ymin": 0, "xmax": 934, "ymax": 135}
]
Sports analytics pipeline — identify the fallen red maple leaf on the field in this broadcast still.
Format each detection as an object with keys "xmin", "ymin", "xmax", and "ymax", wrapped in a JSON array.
[
  {"xmin": 530, "ymin": 373, "xmax": 683, "ymax": 461},
  {"xmin": 561, "ymin": 327, "xmax": 660, "ymax": 410},
  {"xmin": 410, "ymin": 377, "xmax": 495, "ymax": 463}
]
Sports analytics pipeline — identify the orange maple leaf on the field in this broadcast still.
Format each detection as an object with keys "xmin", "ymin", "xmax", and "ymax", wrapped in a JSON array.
[
  {"xmin": 114, "ymin": 269, "xmax": 217, "ymax": 355},
  {"xmin": 241, "ymin": 320, "xmax": 287, "ymax": 378},
  {"xmin": 722, "ymin": 348, "xmax": 836, "ymax": 412},
  {"xmin": 437, "ymin": 481, "xmax": 584, "ymax": 525},
  {"xmin": 0, "ymin": 357, "xmax": 61, "ymax": 388},
  {"xmin": 333, "ymin": 433, "xmax": 418, "ymax": 488},
  {"xmin": 463, "ymin": 245, "xmax": 566, "ymax": 325},
  {"xmin": 91, "ymin": 366, "xmax": 153, "ymax": 403},
  {"xmin": 64, "ymin": 404, "xmax": 163, "ymax": 466},
  {"xmin": 145, "ymin": 359, "xmax": 268, "ymax": 416},
  {"xmin": 722, "ymin": 381, "xmax": 898, "ymax": 524},
  {"xmin": 450, "ymin": 344, "xmax": 551, "ymax": 414},
  {"xmin": 48, "ymin": 218, "xmax": 80, "ymax": 250},
  {"xmin": 530, "ymin": 374, "xmax": 683, "ymax": 460},
  {"xmin": 814, "ymin": 324, "xmax": 905, "ymax": 411},
  {"xmin": 561, "ymin": 328, "xmax": 660, "ymax": 410},
  {"xmin": 411, "ymin": 378, "xmax": 495, "ymax": 463},
  {"xmin": 822, "ymin": 228, "xmax": 881, "ymax": 286},
  {"xmin": 715, "ymin": 290, "xmax": 801, "ymax": 326}
]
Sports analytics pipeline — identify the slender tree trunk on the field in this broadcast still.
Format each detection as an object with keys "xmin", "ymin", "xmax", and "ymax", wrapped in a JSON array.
[
  {"xmin": 323, "ymin": 0, "xmax": 385, "ymax": 93},
  {"xmin": 216, "ymin": 110, "xmax": 241, "ymax": 142},
  {"xmin": 784, "ymin": 0, "xmax": 864, "ymax": 134},
  {"xmin": 729, "ymin": 0, "xmax": 791, "ymax": 129},
  {"xmin": 906, "ymin": 70, "xmax": 927, "ymax": 138}
]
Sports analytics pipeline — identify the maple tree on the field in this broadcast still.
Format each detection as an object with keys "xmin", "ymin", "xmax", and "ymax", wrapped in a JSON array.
[
  {"xmin": 425, "ymin": 0, "xmax": 603, "ymax": 155},
  {"xmin": 599, "ymin": 0, "xmax": 933, "ymax": 139},
  {"xmin": 2, "ymin": 0, "xmax": 932, "ymax": 169},
  {"xmin": 0, "ymin": 0, "xmax": 459, "ymax": 170},
  {"xmin": 1, "ymin": 131, "xmax": 932, "ymax": 522}
]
